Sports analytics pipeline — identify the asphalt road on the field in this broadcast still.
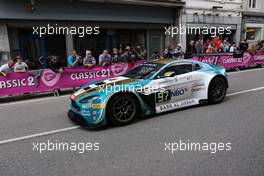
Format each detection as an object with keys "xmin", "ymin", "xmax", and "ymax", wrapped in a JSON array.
[{"xmin": 0, "ymin": 68, "xmax": 264, "ymax": 176}]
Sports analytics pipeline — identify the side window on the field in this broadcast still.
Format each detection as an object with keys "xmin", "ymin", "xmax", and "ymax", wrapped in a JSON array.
[
  {"xmin": 156, "ymin": 66, "xmax": 178, "ymax": 79},
  {"xmin": 175, "ymin": 64, "xmax": 193, "ymax": 75},
  {"xmin": 156, "ymin": 63, "xmax": 194, "ymax": 79},
  {"xmin": 194, "ymin": 63, "xmax": 201, "ymax": 71}
]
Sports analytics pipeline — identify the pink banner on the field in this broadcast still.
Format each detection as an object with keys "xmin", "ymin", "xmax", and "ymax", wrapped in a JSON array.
[
  {"xmin": 192, "ymin": 52, "xmax": 264, "ymax": 69},
  {"xmin": 1, "ymin": 53, "xmax": 264, "ymax": 97},
  {"xmin": 252, "ymin": 52, "xmax": 264, "ymax": 65},
  {"xmin": 0, "ymin": 62, "xmax": 142, "ymax": 96}
]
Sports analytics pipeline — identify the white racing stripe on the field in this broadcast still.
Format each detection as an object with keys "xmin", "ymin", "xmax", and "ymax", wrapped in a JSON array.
[{"xmin": 0, "ymin": 86, "xmax": 263, "ymax": 145}]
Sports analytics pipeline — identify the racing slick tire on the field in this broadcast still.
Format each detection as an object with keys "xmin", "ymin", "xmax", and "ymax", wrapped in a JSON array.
[
  {"xmin": 208, "ymin": 77, "xmax": 227, "ymax": 104},
  {"xmin": 107, "ymin": 94, "xmax": 139, "ymax": 126}
]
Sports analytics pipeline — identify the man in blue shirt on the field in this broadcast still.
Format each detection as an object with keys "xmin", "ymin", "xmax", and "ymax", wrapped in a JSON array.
[{"xmin": 67, "ymin": 50, "xmax": 81, "ymax": 67}]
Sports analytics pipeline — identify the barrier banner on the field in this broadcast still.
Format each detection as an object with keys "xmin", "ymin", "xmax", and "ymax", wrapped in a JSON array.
[
  {"xmin": 0, "ymin": 62, "xmax": 142, "ymax": 96},
  {"xmin": 192, "ymin": 52, "xmax": 264, "ymax": 68},
  {"xmin": 252, "ymin": 52, "xmax": 264, "ymax": 65},
  {"xmin": 1, "ymin": 52, "xmax": 264, "ymax": 97}
]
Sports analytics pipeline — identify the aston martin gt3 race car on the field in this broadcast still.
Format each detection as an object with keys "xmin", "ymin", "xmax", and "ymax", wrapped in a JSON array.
[{"xmin": 68, "ymin": 59, "xmax": 228, "ymax": 128}]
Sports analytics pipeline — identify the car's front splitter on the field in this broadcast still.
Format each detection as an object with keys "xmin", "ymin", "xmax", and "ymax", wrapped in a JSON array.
[{"xmin": 68, "ymin": 110, "xmax": 106, "ymax": 128}]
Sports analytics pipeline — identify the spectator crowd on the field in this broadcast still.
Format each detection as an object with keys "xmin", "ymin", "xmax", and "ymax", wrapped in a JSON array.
[
  {"xmin": 164, "ymin": 37, "xmax": 264, "ymax": 59},
  {"xmin": 66, "ymin": 45, "xmax": 147, "ymax": 69},
  {"xmin": 1, "ymin": 39, "xmax": 264, "ymax": 76}
]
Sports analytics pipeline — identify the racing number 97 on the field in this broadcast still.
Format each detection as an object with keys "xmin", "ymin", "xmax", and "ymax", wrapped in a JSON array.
[{"xmin": 156, "ymin": 90, "xmax": 171, "ymax": 103}]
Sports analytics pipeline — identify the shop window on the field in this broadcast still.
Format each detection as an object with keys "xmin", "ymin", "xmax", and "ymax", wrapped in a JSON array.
[
  {"xmin": 246, "ymin": 27, "xmax": 261, "ymax": 40},
  {"xmin": 115, "ymin": 29, "xmax": 146, "ymax": 49},
  {"xmin": 249, "ymin": 0, "xmax": 256, "ymax": 8},
  {"xmin": 73, "ymin": 30, "xmax": 106, "ymax": 62}
]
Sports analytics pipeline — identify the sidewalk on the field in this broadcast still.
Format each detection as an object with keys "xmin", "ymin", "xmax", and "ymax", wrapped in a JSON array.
[{"xmin": 0, "ymin": 88, "xmax": 74, "ymax": 104}]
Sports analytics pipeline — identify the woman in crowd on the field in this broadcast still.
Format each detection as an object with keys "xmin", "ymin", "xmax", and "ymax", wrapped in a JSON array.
[
  {"xmin": 205, "ymin": 44, "xmax": 215, "ymax": 54},
  {"xmin": 229, "ymin": 43, "xmax": 237, "ymax": 53}
]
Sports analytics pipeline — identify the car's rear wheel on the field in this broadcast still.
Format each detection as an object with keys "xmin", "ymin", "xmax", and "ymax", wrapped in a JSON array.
[
  {"xmin": 208, "ymin": 77, "xmax": 227, "ymax": 104},
  {"xmin": 107, "ymin": 94, "xmax": 139, "ymax": 126}
]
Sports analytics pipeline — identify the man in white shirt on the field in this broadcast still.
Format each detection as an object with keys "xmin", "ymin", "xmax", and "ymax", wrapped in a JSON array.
[
  {"xmin": 99, "ymin": 50, "xmax": 112, "ymax": 66},
  {"xmin": 0, "ymin": 60, "xmax": 15, "ymax": 76},
  {"xmin": 14, "ymin": 55, "xmax": 28, "ymax": 72}
]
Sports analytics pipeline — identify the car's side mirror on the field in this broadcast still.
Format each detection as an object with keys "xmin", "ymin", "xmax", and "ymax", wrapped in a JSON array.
[{"xmin": 156, "ymin": 75, "xmax": 162, "ymax": 79}]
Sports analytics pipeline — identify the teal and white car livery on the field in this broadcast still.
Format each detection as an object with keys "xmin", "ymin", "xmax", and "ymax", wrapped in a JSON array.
[{"xmin": 68, "ymin": 59, "xmax": 228, "ymax": 128}]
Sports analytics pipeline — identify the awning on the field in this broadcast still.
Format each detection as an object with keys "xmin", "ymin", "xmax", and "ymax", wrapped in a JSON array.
[{"xmin": 80, "ymin": 0, "xmax": 185, "ymax": 7}]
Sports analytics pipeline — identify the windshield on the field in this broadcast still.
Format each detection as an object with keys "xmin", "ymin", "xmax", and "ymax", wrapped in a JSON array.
[{"xmin": 123, "ymin": 63, "xmax": 164, "ymax": 79}]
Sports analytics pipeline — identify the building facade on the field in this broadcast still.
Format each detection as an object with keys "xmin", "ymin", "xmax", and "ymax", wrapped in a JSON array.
[
  {"xmin": 0, "ymin": 0, "xmax": 184, "ymax": 66},
  {"xmin": 180, "ymin": 0, "xmax": 242, "ymax": 50},
  {"xmin": 242, "ymin": 0, "xmax": 264, "ymax": 43}
]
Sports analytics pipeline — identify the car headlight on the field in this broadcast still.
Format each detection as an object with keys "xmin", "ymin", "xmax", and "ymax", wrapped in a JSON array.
[{"xmin": 80, "ymin": 95, "xmax": 100, "ymax": 103}]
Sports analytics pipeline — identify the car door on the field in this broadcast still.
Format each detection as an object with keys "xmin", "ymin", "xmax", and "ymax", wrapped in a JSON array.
[
  {"xmin": 151, "ymin": 62, "xmax": 200, "ymax": 113},
  {"xmin": 169, "ymin": 63, "xmax": 196, "ymax": 102}
]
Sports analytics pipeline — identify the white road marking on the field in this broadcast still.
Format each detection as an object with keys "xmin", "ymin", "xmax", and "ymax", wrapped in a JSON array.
[
  {"xmin": 227, "ymin": 67, "xmax": 264, "ymax": 74},
  {"xmin": 0, "ymin": 126, "xmax": 80, "ymax": 145},
  {"xmin": 0, "ymin": 94, "xmax": 70, "ymax": 107},
  {"xmin": 0, "ymin": 86, "xmax": 263, "ymax": 145},
  {"xmin": 227, "ymin": 86, "xmax": 264, "ymax": 97}
]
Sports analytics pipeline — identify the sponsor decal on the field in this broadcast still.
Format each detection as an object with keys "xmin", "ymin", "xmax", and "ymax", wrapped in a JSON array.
[
  {"xmin": 111, "ymin": 63, "xmax": 129, "ymax": 76},
  {"xmin": 200, "ymin": 55, "xmax": 220, "ymax": 65},
  {"xmin": 222, "ymin": 58, "xmax": 243, "ymax": 64},
  {"xmin": 191, "ymin": 81, "xmax": 206, "ymax": 92},
  {"xmin": 254, "ymin": 55, "xmax": 264, "ymax": 61},
  {"xmin": 178, "ymin": 75, "xmax": 192, "ymax": 82},
  {"xmin": 155, "ymin": 90, "xmax": 171, "ymax": 103},
  {"xmin": 81, "ymin": 109, "xmax": 91, "ymax": 115},
  {"xmin": 156, "ymin": 99, "xmax": 198, "ymax": 113},
  {"xmin": 171, "ymin": 88, "xmax": 187, "ymax": 97},
  {"xmin": 0, "ymin": 76, "xmax": 35, "ymax": 88},
  {"xmin": 41, "ymin": 69, "xmax": 61, "ymax": 87},
  {"xmin": 70, "ymin": 69, "xmax": 111, "ymax": 80},
  {"xmin": 92, "ymin": 104, "xmax": 106, "ymax": 109},
  {"xmin": 243, "ymin": 53, "xmax": 252, "ymax": 63}
]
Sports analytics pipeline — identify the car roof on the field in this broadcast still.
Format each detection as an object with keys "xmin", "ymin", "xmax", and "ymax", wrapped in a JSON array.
[
  {"xmin": 148, "ymin": 58, "xmax": 177, "ymax": 65},
  {"xmin": 148, "ymin": 58, "xmax": 200, "ymax": 66}
]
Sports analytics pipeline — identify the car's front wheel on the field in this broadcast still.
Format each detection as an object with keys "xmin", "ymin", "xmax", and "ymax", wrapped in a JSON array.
[
  {"xmin": 107, "ymin": 94, "xmax": 139, "ymax": 126},
  {"xmin": 208, "ymin": 77, "xmax": 227, "ymax": 104}
]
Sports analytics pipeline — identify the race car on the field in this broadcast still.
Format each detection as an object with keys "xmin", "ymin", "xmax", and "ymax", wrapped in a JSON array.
[{"xmin": 68, "ymin": 58, "xmax": 228, "ymax": 128}]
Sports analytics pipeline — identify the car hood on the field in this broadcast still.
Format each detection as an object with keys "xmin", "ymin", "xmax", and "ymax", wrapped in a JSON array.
[{"xmin": 72, "ymin": 76, "xmax": 148, "ymax": 100}]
